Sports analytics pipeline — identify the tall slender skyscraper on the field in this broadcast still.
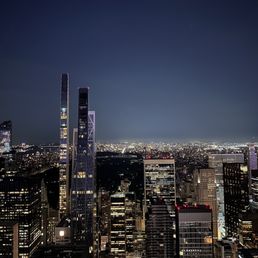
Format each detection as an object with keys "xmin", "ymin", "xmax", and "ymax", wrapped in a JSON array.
[
  {"xmin": 71, "ymin": 88, "xmax": 95, "ymax": 255},
  {"xmin": 59, "ymin": 73, "xmax": 69, "ymax": 217}
]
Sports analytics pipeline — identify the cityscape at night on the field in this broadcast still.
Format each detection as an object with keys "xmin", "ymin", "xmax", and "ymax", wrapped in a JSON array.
[{"xmin": 1, "ymin": 1, "xmax": 258, "ymax": 258}]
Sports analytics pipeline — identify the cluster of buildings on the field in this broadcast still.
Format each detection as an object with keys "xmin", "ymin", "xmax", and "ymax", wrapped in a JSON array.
[
  {"xmin": 0, "ymin": 73, "xmax": 96, "ymax": 257},
  {"xmin": 0, "ymin": 73, "xmax": 258, "ymax": 258}
]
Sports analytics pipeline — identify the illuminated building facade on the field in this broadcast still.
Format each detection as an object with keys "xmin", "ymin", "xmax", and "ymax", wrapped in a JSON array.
[
  {"xmin": 110, "ymin": 189, "xmax": 136, "ymax": 257},
  {"xmin": 193, "ymin": 168, "xmax": 218, "ymax": 239},
  {"xmin": 250, "ymin": 170, "xmax": 258, "ymax": 210},
  {"xmin": 144, "ymin": 159, "xmax": 176, "ymax": 257},
  {"xmin": 0, "ymin": 120, "xmax": 12, "ymax": 155},
  {"xmin": 97, "ymin": 188, "xmax": 111, "ymax": 253},
  {"xmin": 144, "ymin": 159, "xmax": 176, "ymax": 214},
  {"xmin": 71, "ymin": 88, "xmax": 95, "ymax": 255},
  {"xmin": 110, "ymin": 192, "xmax": 126, "ymax": 257},
  {"xmin": 59, "ymin": 73, "xmax": 69, "ymax": 217},
  {"xmin": 223, "ymin": 163, "xmax": 249, "ymax": 237},
  {"xmin": 0, "ymin": 222, "xmax": 18, "ymax": 258},
  {"xmin": 208, "ymin": 153, "xmax": 244, "ymax": 239},
  {"xmin": 0, "ymin": 173, "xmax": 41, "ymax": 257},
  {"xmin": 176, "ymin": 205, "xmax": 213, "ymax": 258}
]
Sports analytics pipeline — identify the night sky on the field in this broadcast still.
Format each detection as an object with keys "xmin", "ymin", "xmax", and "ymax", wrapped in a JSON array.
[{"xmin": 1, "ymin": 0, "xmax": 258, "ymax": 144}]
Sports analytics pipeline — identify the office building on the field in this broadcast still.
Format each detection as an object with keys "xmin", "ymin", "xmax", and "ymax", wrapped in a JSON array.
[
  {"xmin": 250, "ymin": 170, "xmax": 258, "ymax": 210},
  {"xmin": 97, "ymin": 188, "xmax": 111, "ymax": 253},
  {"xmin": 193, "ymin": 168, "xmax": 218, "ymax": 239},
  {"xmin": 59, "ymin": 73, "xmax": 70, "ymax": 217},
  {"xmin": 144, "ymin": 159, "xmax": 176, "ymax": 257},
  {"xmin": 0, "ymin": 173, "xmax": 42, "ymax": 257},
  {"xmin": 71, "ymin": 88, "xmax": 95, "ymax": 255},
  {"xmin": 0, "ymin": 221, "xmax": 19, "ymax": 258},
  {"xmin": 239, "ymin": 208, "xmax": 258, "ymax": 248},
  {"xmin": 144, "ymin": 159, "xmax": 176, "ymax": 214},
  {"xmin": 176, "ymin": 205, "xmax": 213, "ymax": 258},
  {"xmin": 110, "ymin": 192, "xmax": 126, "ymax": 257},
  {"xmin": 248, "ymin": 144, "xmax": 258, "ymax": 172},
  {"xmin": 0, "ymin": 120, "xmax": 12, "ymax": 155},
  {"xmin": 223, "ymin": 163, "xmax": 249, "ymax": 237},
  {"xmin": 110, "ymin": 188, "xmax": 136, "ymax": 258},
  {"xmin": 146, "ymin": 197, "xmax": 174, "ymax": 258},
  {"xmin": 208, "ymin": 153, "xmax": 244, "ymax": 239}
]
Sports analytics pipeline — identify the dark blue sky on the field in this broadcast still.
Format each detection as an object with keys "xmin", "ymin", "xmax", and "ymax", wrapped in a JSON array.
[{"xmin": 0, "ymin": 0, "xmax": 258, "ymax": 144}]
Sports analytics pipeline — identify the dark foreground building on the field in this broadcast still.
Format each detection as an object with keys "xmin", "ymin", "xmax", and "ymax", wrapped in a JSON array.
[
  {"xmin": 146, "ymin": 198, "xmax": 174, "ymax": 258},
  {"xmin": 0, "ymin": 172, "xmax": 41, "ymax": 257},
  {"xmin": 176, "ymin": 205, "xmax": 213, "ymax": 258},
  {"xmin": 223, "ymin": 163, "xmax": 249, "ymax": 237}
]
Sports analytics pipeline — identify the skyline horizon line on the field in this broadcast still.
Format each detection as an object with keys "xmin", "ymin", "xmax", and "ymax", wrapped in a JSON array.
[{"xmin": 10, "ymin": 136, "xmax": 258, "ymax": 146}]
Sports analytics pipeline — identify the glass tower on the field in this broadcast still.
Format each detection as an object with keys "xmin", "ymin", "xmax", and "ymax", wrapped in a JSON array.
[
  {"xmin": 71, "ymin": 88, "xmax": 95, "ymax": 255},
  {"xmin": 59, "ymin": 73, "xmax": 70, "ymax": 217},
  {"xmin": 208, "ymin": 153, "xmax": 244, "ymax": 239}
]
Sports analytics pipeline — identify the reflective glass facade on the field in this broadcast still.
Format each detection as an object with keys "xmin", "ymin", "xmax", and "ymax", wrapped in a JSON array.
[
  {"xmin": 208, "ymin": 154, "xmax": 244, "ymax": 239},
  {"xmin": 71, "ymin": 88, "xmax": 95, "ymax": 255}
]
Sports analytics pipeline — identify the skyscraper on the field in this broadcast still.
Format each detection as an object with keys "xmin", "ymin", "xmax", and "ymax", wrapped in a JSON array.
[
  {"xmin": 144, "ymin": 159, "xmax": 176, "ymax": 257},
  {"xmin": 0, "ymin": 120, "xmax": 12, "ymax": 155},
  {"xmin": 59, "ymin": 73, "xmax": 69, "ymax": 217},
  {"xmin": 146, "ymin": 197, "xmax": 174, "ymax": 258},
  {"xmin": 0, "ymin": 173, "xmax": 42, "ymax": 257},
  {"xmin": 208, "ymin": 153, "xmax": 244, "ymax": 239},
  {"xmin": 193, "ymin": 168, "xmax": 218, "ymax": 239},
  {"xmin": 223, "ymin": 163, "xmax": 249, "ymax": 237},
  {"xmin": 176, "ymin": 205, "xmax": 213, "ymax": 258},
  {"xmin": 110, "ymin": 189, "xmax": 136, "ymax": 257},
  {"xmin": 144, "ymin": 159, "xmax": 176, "ymax": 215},
  {"xmin": 71, "ymin": 88, "xmax": 95, "ymax": 255},
  {"xmin": 248, "ymin": 144, "xmax": 258, "ymax": 172},
  {"xmin": 250, "ymin": 170, "xmax": 258, "ymax": 210}
]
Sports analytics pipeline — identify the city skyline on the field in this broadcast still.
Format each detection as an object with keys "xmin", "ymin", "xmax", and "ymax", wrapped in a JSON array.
[{"xmin": 1, "ymin": 0, "xmax": 258, "ymax": 144}]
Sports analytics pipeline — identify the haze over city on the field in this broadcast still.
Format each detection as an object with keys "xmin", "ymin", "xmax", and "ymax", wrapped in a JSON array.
[{"xmin": 1, "ymin": 0, "xmax": 258, "ymax": 144}]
